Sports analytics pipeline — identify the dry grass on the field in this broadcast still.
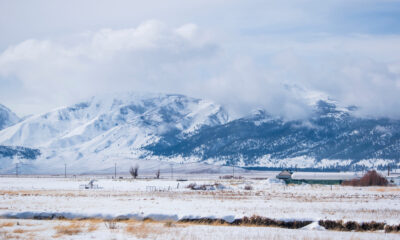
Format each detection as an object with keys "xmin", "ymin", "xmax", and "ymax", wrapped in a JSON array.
[
  {"xmin": 372, "ymin": 187, "xmax": 400, "ymax": 192},
  {"xmin": 164, "ymin": 220, "xmax": 176, "ymax": 227},
  {"xmin": 87, "ymin": 222, "xmax": 99, "ymax": 232},
  {"xmin": 125, "ymin": 221, "xmax": 164, "ymax": 238},
  {"xmin": 53, "ymin": 222, "xmax": 83, "ymax": 236},
  {"xmin": 0, "ymin": 221, "xmax": 15, "ymax": 227},
  {"xmin": 13, "ymin": 228, "xmax": 26, "ymax": 234},
  {"xmin": 53, "ymin": 219, "xmax": 102, "ymax": 236}
]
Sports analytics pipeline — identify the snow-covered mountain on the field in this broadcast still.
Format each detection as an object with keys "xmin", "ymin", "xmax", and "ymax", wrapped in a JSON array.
[
  {"xmin": 0, "ymin": 104, "xmax": 19, "ymax": 130},
  {"xmin": 0, "ymin": 93, "xmax": 229, "ymax": 174},
  {"xmin": 147, "ymin": 100, "xmax": 400, "ymax": 171},
  {"xmin": 0, "ymin": 104, "xmax": 40, "ymax": 172},
  {"xmin": 1, "ymin": 92, "xmax": 399, "ymax": 174}
]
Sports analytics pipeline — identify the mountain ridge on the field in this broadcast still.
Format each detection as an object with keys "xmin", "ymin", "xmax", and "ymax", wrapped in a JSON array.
[
  {"xmin": 146, "ymin": 100, "xmax": 400, "ymax": 170},
  {"xmin": 0, "ymin": 93, "xmax": 399, "ymax": 173},
  {"xmin": 0, "ymin": 93, "xmax": 229, "ymax": 173}
]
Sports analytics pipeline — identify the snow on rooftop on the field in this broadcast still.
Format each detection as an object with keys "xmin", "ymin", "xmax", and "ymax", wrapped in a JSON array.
[{"xmin": 291, "ymin": 172, "xmax": 359, "ymax": 180}]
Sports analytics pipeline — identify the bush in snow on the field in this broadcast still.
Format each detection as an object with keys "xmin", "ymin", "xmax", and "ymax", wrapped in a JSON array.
[
  {"xmin": 342, "ymin": 170, "xmax": 388, "ymax": 186},
  {"xmin": 129, "ymin": 165, "xmax": 139, "ymax": 179},
  {"xmin": 104, "ymin": 219, "xmax": 118, "ymax": 229}
]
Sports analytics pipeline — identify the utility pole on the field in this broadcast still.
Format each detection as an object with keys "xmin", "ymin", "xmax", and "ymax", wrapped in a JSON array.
[
  {"xmin": 232, "ymin": 165, "xmax": 235, "ymax": 178},
  {"xmin": 16, "ymin": 163, "xmax": 19, "ymax": 177},
  {"xmin": 114, "ymin": 163, "xmax": 117, "ymax": 179},
  {"xmin": 64, "ymin": 164, "xmax": 67, "ymax": 178},
  {"xmin": 170, "ymin": 164, "xmax": 173, "ymax": 179}
]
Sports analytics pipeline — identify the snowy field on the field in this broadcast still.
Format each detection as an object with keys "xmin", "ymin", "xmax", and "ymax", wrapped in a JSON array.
[
  {"xmin": 0, "ymin": 174, "xmax": 399, "ymax": 239},
  {"xmin": 1, "ymin": 218, "xmax": 399, "ymax": 240}
]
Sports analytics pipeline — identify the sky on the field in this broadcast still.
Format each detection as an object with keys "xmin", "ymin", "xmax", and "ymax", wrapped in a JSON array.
[{"xmin": 1, "ymin": 0, "xmax": 400, "ymax": 119}]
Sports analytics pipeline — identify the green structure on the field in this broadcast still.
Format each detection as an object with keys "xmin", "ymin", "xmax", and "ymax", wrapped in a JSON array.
[
  {"xmin": 276, "ymin": 170, "xmax": 357, "ymax": 185},
  {"xmin": 284, "ymin": 178, "xmax": 343, "ymax": 185}
]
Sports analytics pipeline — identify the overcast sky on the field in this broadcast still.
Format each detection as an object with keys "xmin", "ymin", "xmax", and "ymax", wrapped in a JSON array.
[{"xmin": 1, "ymin": 0, "xmax": 400, "ymax": 119}]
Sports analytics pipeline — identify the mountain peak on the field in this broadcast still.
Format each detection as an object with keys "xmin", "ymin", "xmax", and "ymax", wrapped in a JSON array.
[
  {"xmin": 0, "ymin": 104, "xmax": 20, "ymax": 130},
  {"xmin": 0, "ymin": 93, "xmax": 228, "ymax": 148}
]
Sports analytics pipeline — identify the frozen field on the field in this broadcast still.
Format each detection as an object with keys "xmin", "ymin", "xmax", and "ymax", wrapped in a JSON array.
[
  {"xmin": 1, "ymin": 218, "xmax": 399, "ymax": 240},
  {"xmin": 0, "ymin": 174, "xmax": 399, "ymax": 239}
]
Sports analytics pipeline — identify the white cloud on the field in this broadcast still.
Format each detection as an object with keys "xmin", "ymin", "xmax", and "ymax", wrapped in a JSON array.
[
  {"xmin": 0, "ymin": 21, "xmax": 220, "ymax": 115},
  {"xmin": 1, "ymin": 19, "xmax": 400, "ymax": 120}
]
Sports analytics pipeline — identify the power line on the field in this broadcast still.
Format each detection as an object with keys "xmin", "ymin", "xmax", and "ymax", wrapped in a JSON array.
[{"xmin": 114, "ymin": 163, "xmax": 117, "ymax": 179}]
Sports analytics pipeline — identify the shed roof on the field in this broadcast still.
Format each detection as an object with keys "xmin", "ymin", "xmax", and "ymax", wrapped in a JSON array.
[
  {"xmin": 277, "ymin": 170, "xmax": 292, "ymax": 178},
  {"xmin": 291, "ymin": 172, "xmax": 359, "ymax": 180},
  {"xmin": 279, "ymin": 170, "xmax": 292, "ymax": 176}
]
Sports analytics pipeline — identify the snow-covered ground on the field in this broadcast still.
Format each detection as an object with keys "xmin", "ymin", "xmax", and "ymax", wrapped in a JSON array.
[
  {"xmin": 1, "ymin": 218, "xmax": 399, "ymax": 240},
  {"xmin": 0, "ymin": 175, "xmax": 399, "ymax": 239}
]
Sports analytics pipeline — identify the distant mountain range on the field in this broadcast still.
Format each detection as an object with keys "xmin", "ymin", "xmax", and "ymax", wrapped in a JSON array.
[
  {"xmin": 147, "ymin": 100, "xmax": 400, "ymax": 171},
  {"xmin": 0, "ymin": 93, "xmax": 399, "ymax": 174}
]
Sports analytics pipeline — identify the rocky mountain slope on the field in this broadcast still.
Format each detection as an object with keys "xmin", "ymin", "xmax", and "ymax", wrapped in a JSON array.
[
  {"xmin": 146, "ymin": 100, "xmax": 400, "ymax": 170},
  {"xmin": 0, "ymin": 93, "xmax": 399, "ymax": 173},
  {"xmin": 0, "ymin": 93, "xmax": 228, "ymax": 173}
]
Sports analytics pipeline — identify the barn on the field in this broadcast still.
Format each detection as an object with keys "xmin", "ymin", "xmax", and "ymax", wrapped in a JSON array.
[{"xmin": 276, "ymin": 171, "xmax": 360, "ymax": 185}]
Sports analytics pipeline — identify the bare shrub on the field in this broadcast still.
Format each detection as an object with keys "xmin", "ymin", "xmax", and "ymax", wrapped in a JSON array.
[
  {"xmin": 234, "ymin": 215, "xmax": 312, "ymax": 229},
  {"xmin": 319, "ymin": 220, "xmax": 387, "ymax": 232},
  {"xmin": 342, "ymin": 170, "xmax": 388, "ymax": 186},
  {"xmin": 318, "ymin": 220, "xmax": 344, "ymax": 231},
  {"xmin": 344, "ymin": 221, "xmax": 360, "ymax": 231},
  {"xmin": 244, "ymin": 185, "xmax": 253, "ymax": 191},
  {"xmin": 104, "ymin": 220, "xmax": 118, "ymax": 229},
  {"xmin": 385, "ymin": 224, "xmax": 400, "ymax": 233},
  {"xmin": 156, "ymin": 169, "xmax": 160, "ymax": 179},
  {"xmin": 164, "ymin": 220, "xmax": 175, "ymax": 227},
  {"xmin": 360, "ymin": 221, "xmax": 384, "ymax": 231},
  {"xmin": 129, "ymin": 165, "xmax": 139, "ymax": 179}
]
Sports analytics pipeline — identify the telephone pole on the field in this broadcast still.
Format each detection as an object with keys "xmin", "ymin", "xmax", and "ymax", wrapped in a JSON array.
[
  {"xmin": 232, "ymin": 165, "xmax": 235, "ymax": 178},
  {"xmin": 170, "ymin": 164, "xmax": 173, "ymax": 179},
  {"xmin": 114, "ymin": 163, "xmax": 117, "ymax": 179},
  {"xmin": 64, "ymin": 164, "xmax": 67, "ymax": 178},
  {"xmin": 16, "ymin": 163, "xmax": 19, "ymax": 177}
]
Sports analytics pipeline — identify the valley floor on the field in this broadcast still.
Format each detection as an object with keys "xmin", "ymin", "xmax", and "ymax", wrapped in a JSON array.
[{"xmin": 0, "ymin": 174, "xmax": 399, "ymax": 239}]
